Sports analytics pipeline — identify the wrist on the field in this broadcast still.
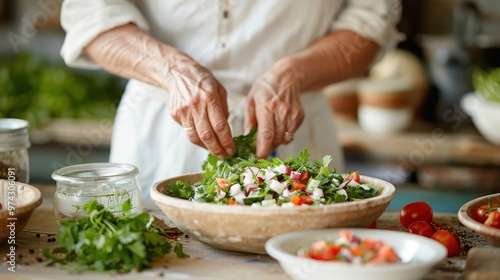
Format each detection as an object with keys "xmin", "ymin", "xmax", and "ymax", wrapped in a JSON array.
[{"xmin": 272, "ymin": 57, "xmax": 305, "ymax": 91}]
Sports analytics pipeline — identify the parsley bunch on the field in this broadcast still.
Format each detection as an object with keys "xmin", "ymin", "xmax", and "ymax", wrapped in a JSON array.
[{"xmin": 43, "ymin": 199, "xmax": 188, "ymax": 274}]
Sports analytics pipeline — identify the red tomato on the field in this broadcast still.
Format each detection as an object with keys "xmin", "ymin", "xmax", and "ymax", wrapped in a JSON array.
[
  {"xmin": 484, "ymin": 210, "xmax": 500, "ymax": 229},
  {"xmin": 293, "ymin": 181, "xmax": 307, "ymax": 191},
  {"xmin": 407, "ymin": 221, "xmax": 436, "ymax": 238},
  {"xmin": 431, "ymin": 230, "xmax": 460, "ymax": 257},
  {"xmin": 291, "ymin": 195, "xmax": 314, "ymax": 206},
  {"xmin": 400, "ymin": 201, "xmax": 433, "ymax": 228},
  {"xmin": 299, "ymin": 171, "xmax": 310, "ymax": 183},
  {"xmin": 344, "ymin": 171, "xmax": 360, "ymax": 183},
  {"xmin": 475, "ymin": 203, "xmax": 500, "ymax": 224},
  {"xmin": 308, "ymin": 245, "xmax": 342, "ymax": 261}
]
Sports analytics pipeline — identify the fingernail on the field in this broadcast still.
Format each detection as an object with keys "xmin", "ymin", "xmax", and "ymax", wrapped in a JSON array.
[{"xmin": 227, "ymin": 147, "xmax": 235, "ymax": 156}]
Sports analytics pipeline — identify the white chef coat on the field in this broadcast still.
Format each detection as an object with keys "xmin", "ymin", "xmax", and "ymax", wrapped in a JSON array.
[{"xmin": 60, "ymin": 0, "xmax": 402, "ymax": 209}]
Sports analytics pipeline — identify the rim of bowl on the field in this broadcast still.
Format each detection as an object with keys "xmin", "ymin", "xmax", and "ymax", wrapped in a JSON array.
[
  {"xmin": 150, "ymin": 173, "xmax": 396, "ymax": 214},
  {"xmin": 461, "ymin": 92, "xmax": 500, "ymax": 117},
  {"xmin": 457, "ymin": 193, "xmax": 500, "ymax": 237},
  {"xmin": 265, "ymin": 228, "xmax": 447, "ymax": 271},
  {"xmin": 0, "ymin": 180, "xmax": 43, "ymax": 215}
]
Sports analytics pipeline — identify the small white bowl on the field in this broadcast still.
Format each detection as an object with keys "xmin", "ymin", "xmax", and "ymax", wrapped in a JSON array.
[
  {"xmin": 265, "ymin": 228, "xmax": 447, "ymax": 280},
  {"xmin": 461, "ymin": 93, "xmax": 500, "ymax": 145},
  {"xmin": 358, "ymin": 105, "xmax": 412, "ymax": 134}
]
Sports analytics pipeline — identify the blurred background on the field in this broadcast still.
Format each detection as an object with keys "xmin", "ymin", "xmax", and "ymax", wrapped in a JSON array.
[{"xmin": 1, "ymin": 0, "xmax": 499, "ymax": 213}]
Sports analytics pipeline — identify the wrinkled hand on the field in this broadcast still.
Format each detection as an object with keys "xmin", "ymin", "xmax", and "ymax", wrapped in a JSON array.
[
  {"xmin": 166, "ymin": 58, "xmax": 235, "ymax": 158},
  {"xmin": 245, "ymin": 61, "xmax": 305, "ymax": 158}
]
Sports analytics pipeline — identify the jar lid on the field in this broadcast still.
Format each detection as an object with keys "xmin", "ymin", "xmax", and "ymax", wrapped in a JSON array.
[
  {"xmin": 51, "ymin": 163, "xmax": 139, "ymax": 185},
  {"xmin": 0, "ymin": 118, "xmax": 31, "ymax": 152}
]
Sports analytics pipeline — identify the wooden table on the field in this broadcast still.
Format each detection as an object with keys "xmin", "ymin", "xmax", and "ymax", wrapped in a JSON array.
[{"xmin": 0, "ymin": 185, "xmax": 493, "ymax": 280}]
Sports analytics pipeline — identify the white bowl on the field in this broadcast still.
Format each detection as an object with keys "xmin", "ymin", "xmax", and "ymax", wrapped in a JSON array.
[
  {"xmin": 151, "ymin": 174, "xmax": 395, "ymax": 254},
  {"xmin": 358, "ymin": 105, "xmax": 412, "ymax": 134},
  {"xmin": 461, "ymin": 93, "xmax": 500, "ymax": 145},
  {"xmin": 265, "ymin": 228, "xmax": 447, "ymax": 280}
]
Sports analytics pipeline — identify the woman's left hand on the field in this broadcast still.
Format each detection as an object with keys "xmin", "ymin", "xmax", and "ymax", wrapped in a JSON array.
[{"xmin": 244, "ymin": 60, "xmax": 305, "ymax": 158}]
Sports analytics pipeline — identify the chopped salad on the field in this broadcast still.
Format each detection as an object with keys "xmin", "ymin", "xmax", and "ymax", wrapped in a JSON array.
[
  {"xmin": 165, "ymin": 130, "xmax": 380, "ymax": 207},
  {"xmin": 298, "ymin": 230, "xmax": 401, "ymax": 264}
]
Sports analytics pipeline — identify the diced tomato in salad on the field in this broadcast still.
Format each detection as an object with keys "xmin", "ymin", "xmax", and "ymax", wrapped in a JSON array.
[{"xmin": 298, "ymin": 230, "xmax": 401, "ymax": 265}]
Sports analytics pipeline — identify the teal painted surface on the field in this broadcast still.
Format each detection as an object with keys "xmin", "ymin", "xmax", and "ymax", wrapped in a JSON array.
[{"xmin": 386, "ymin": 184, "xmax": 489, "ymax": 214}]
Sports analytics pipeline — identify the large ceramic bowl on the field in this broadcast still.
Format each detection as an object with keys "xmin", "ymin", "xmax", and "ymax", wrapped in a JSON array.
[
  {"xmin": 151, "ymin": 173, "xmax": 395, "ymax": 254},
  {"xmin": 458, "ymin": 193, "xmax": 500, "ymax": 247},
  {"xmin": 265, "ymin": 228, "xmax": 447, "ymax": 280},
  {"xmin": 0, "ymin": 180, "xmax": 43, "ymax": 243}
]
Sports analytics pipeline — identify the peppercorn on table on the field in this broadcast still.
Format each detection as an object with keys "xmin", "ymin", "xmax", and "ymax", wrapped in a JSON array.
[{"xmin": 0, "ymin": 184, "xmax": 493, "ymax": 280}]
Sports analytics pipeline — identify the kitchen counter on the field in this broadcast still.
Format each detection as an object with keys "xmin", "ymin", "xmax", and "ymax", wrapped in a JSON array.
[{"xmin": 0, "ymin": 185, "xmax": 494, "ymax": 280}]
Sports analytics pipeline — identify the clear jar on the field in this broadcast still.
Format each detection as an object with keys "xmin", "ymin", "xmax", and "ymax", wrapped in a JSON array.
[
  {"xmin": 0, "ymin": 119, "xmax": 30, "ymax": 183},
  {"xmin": 51, "ymin": 163, "xmax": 143, "ymax": 221}
]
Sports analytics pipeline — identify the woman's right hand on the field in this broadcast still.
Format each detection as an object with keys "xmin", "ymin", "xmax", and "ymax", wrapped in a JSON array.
[
  {"xmin": 165, "ymin": 56, "xmax": 235, "ymax": 158},
  {"xmin": 83, "ymin": 24, "xmax": 235, "ymax": 158}
]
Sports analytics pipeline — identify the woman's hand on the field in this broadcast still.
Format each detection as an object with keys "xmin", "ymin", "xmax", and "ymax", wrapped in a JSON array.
[
  {"xmin": 84, "ymin": 24, "xmax": 235, "ymax": 158},
  {"xmin": 165, "ymin": 57, "xmax": 235, "ymax": 158},
  {"xmin": 244, "ymin": 60, "xmax": 305, "ymax": 158}
]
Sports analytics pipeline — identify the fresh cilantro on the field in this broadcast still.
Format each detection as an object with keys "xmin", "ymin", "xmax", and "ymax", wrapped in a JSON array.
[
  {"xmin": 43, "ymin": 199, "xmax": 188, "ymax": 274},
  {"xmin": 164, "ymin": 180, "xmax": 194, "ymax": 199}
]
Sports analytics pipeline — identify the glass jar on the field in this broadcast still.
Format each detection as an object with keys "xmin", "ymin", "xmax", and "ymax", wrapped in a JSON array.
[
  {"xmin": 51, "ymin": 163, "xmax": 143, "ymax": 221},
  {"xmin": 0, "ymin": 119, "xmax": 30, "ymax": 183}
]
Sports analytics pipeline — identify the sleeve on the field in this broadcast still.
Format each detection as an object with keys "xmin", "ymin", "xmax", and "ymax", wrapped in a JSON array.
[
  {"xmin": 331, "ymin": 0, "xmax": 405, "ymax": 62},
  {"xmin": 60, "ymin": 0, "xmax": 150, "ymax": 69}
]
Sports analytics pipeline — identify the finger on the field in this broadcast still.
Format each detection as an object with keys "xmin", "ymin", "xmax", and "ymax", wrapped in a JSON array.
[
  {"xmin": 194, "ymin": 107, "xmax": 228, "ymax": 158},
  {"xmin": 183, "ymin": 122, "xmax": 206, "ymax": 149},
  {"xmin": 218, "ymin": 83, "xmax": 230, "ymax": 118},
  {"xmin": 244, "ymin": 96, "xmax": 257, "ymax": 135},
  {"xmin": 207, "ymin": 101, "xmax": 235, "ymax": 156},
  {"xmin": 273, "ymin": 111, "xmax": 286, "ymax": 148},
  {"xmin": 254, "ymin": 106, "xmax": 275, "ymax": 159}
]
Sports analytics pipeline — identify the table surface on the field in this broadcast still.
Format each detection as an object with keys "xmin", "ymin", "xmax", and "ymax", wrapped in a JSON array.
[{"xmin": 0, "ymin": 185, "xmax": 493, "ymax": 280}]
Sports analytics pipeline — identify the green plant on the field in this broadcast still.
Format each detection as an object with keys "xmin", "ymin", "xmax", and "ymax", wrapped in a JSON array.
[
  {"xmin": 0, "ymin": 52, "xmax": 125, "ymax": 129},
  {"xmin": 472, "ymin": 67, "xmax": 500, "ymax": 104}
]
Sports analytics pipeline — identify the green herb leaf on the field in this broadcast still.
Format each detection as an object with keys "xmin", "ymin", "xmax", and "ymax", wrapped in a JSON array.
[{"xmin": 43, "ymin": 200, "xmax": 188, "ymax": 274}]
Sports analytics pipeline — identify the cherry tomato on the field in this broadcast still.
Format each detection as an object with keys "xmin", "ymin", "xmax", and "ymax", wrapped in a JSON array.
[
  {"xmin": 431, "ymin": 230, "xmax": 460, "ymax": 257},
  {"xmin": 407, "ymin": 221, "xmax": 436, "ymax": 238},
  {"xmin": 344, "ymin": 171, "xmax": 360, "ymax": 183},
  {"xmin": 475, "ymin": 203, "xmax": 500, "ymax": 224},
  {"xmin": 400, "ymin": 201, "xmax": 433, "ymax": 228},
  {"xmin": 484, "ymin": 210, "xmax": 500, "ymax": 229}
]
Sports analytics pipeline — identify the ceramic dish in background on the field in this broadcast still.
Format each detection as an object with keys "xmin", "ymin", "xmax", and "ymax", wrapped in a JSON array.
[
  {"xmin": 151, "ymin": 173, "xmax": 395, "ymax": 254},
  {"xmin": 458, "ymin": 193, "xmax": 500, "ymax": 247},
  {"xmin": 0, "ymin": 180, "xmax": 43, "ymax": 243},
  {"xmin": 461, "ymin": 93, "xmax": 500, "ymax": 145},
  {"xmin": 265, "ymin": 228, "xmax": 447, "ymax": 280}
]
